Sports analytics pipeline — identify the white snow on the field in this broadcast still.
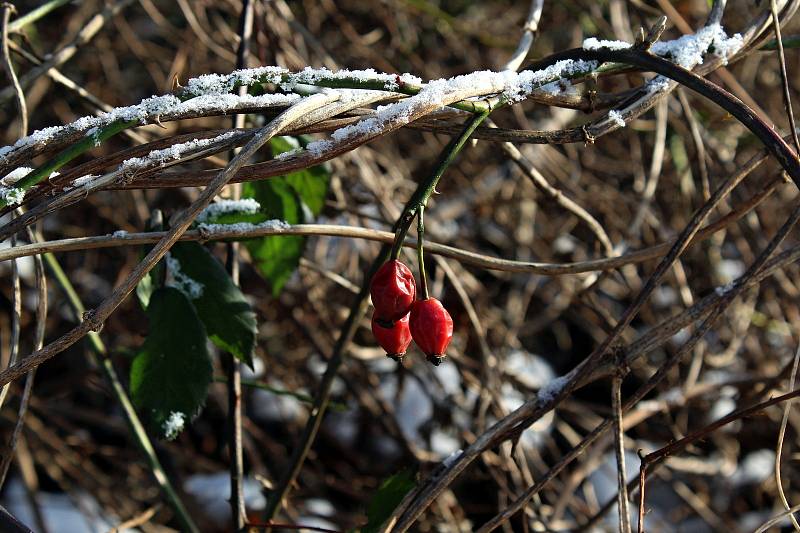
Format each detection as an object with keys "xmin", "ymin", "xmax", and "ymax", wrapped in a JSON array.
[
  {"xmin": 1, "ymin": 166, "xmax": 33, "ymax": 185},
  {"xmin": 608, "ymin": 109, "xmax": 626, "ymax": 127},
  {"xmin": 730, "ymin": 449, "xmax": 776, "ymax": 486},
  {"xmin": 165, "ymin": 252, "xmax": 204, "ymax": 299},
  {"xmin": 537, "ymin": 374, "xmax": 569, "ymax": 403},
  {"xmin": 583, "ymin": 23, "xmax": 742, "ymax": 69},
  {"xmin": 196, "ymin": 219, "xmax": 289, "ymax": 234},
  {"xmin": 183, "ymin": 472, "xmax": 266, "ymax": 528},
  {"xmin": 0, "ymin": 186, "xmax": 25, "ymax": 206},
  {"xmin": 120, "ymin": 131, "xmax": 239, "ymax": 172},
  {"xmin": 583, "ymin": 37, "xmax": 632, "ymax": 51},
  {"xmin": 162, "ymin": 411, "xmax": 186, "ymax": 440},
  {"xmin": 112, "ymin": 230, "xmax": 128, "ymax": 237},
  {"xmin": 196, "ymin": 198, "xmax": 261, "ymax": 223},
  {"xmin": 72, "ymin": 174, "xmax": 98, "ymax": 187},
  {"xmin": 651, "ymin": 23, "xmax": 743, "ymax": 69}
]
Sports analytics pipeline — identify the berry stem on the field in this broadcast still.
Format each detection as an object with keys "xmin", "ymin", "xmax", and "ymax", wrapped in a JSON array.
[
  {"xmin": 417, "ymin": 205, "xmax": 429, "ymax": 300},
  {"xmin": 390, "ymin": 107, "xmax": 492, "ymax": 261}
]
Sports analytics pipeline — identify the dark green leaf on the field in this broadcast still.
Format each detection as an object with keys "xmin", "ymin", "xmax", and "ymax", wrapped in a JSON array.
[
  {"xmin": 238, "ymin": 137, "xmax": 330, "ymax": 295},
  {"xmin": 130, "ymin": 287, "xmax": 212, "ymax": 439},
  {"xmin": 169, "ymin": 242, "xmax": 257, "ymax": 366},
  {"xmin": 362, "ymin": 469, "xmax": 416, "ymax": 533},
  {"xmin": 271, "ymin": 136, "xmax": 330, "ymax": 215},
  {"xmin": 243, "ymin": 177, "xmax": 305, "ymax": 295}
]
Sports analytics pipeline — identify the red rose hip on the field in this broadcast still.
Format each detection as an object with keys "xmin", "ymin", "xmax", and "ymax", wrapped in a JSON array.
[
  {"xmin": 370, "ymin": 260, "xmax": 416, "ymax": 321},
  {"xmin": 372, "ymin": 313, "xmax": 412, "ymax": 362},
  {"xmin": 410, "ymin": 297, "xmax": 453, "ymax": 366}
]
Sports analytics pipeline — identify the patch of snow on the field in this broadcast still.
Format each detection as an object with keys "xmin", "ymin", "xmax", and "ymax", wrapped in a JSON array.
[
  {"xmin": 0, "ymin": 186, "xmax": 25, "ymax": 206},
  {"xmin": 583, "ymin": 37, "xmax": 632, "ymax": 51},
  {"xmin": 716, "ymin": 259, "xmax": 745, "ymax": 285},
  {"xmin": 112, "ymin": 230, "xmax": 128, "ymax": 237},
  {"xmin": 379, "ymin": 374, "xmax": 433, "ymax": 447},
  {"xmin": 1, "ymin": 166, "xmax": 33, "ymax": 186},
  {"xmin": 504, "ymin": 350, "xmax": 555, "ymax": 390},
  {"xmin": 165, "ymin": 252, "xmax": 204, "ymax": 299},
  {"xmin": 651, "ymin": 23, "xmax": 743, "ymax": 69},
  {"xmin": 120, "ymin": 131, "xmax": 239, "ymax": 172},
  {"xmin": 730, "ymin": 449, "xmax": 775, "ymax": 486},
  {"xmin": 162, "ymin": 411, "xmax": 185, "ymax": 440},
  {"xmin": 196, "ymin": 219, "xmax": 289, "ymax": 234},
  {"xmin": 196, "ymin": 198, "xmax": 261, "ymax": 223},
  {"xmin": 183, "ymin": 472, "xmax": 266, "ymax": 528},
  {"xmin": 72, "ymin": 174, "xmax": 98, "ymax": 187},
  {"xmin": 430, "ymin": 429, "xmax": 461, "ymax": 458},
  {"xmin": 1, "ymin": 477, "xmax": 131, "ymax": 533},
  {"xmin": 538, "ymin": 374, "xmax": 569, "ymax": 403},
  {"xmin": 608, "ymin": 109, "xmax": 626, "ymax": 128}
]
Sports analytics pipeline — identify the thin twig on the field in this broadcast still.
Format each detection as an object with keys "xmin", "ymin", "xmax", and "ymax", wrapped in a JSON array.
[
  {"xmin": 262, "ymin": 107, "xmax": 492, "ymax": 521},
  {"xmin": 40, "ymin": 250, "xmax": 200, "ymax": 533},
  {"xmin": 226, "ymin": 0, "xmax": 255, "ymax": 528},
  {"xmin": 775, "ymin": 337, "xmax": 800, "ymax": 530},
  {"xmin": 1, "ymin": 3, "xmax": 27, "ymax": 137},
  {"xmin": 0, "ymin": 218, "xmax": 45, "ymax": 490},
  {"xmin": 770, "ymin": 0, "xmax": 800, "ymax": 155},
  {"xmin": 612, "ymin": 371, "xmax": 631, "ymax": 533}
]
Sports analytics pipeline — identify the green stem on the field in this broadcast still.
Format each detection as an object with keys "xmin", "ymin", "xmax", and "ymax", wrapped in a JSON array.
[
  {"xmin": 42, "ymin": 252, "xmax": 200, "ymax": 533},
  {"xmin": 390, "ymin": 107, "xmax": 492, "ymax": 261},
  {"xmin": 417, "ymin": 205, "xmax": 429, "ymax": 300},
  {"xmin": 263, "ymin": 105, "xmax": 491, "ymax": 523}
]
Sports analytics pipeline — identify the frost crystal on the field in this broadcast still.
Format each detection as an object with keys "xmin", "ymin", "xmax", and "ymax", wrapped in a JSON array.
[
  {"xmin": 538, "ymin": 375, "xmax": 568, "ymax": 403},
  {"xmin": 608, "ymin": 109, "xmax": 626, "ymax": 128},
  {"xmin": 0, "ymin": 187, "xmax": 25, "ymax": 206},
  {"xmin": 72, "ymin": 174, "xmax": 98, "ymax": 187},
  {"xmin": 583, "ymin": 37, "xmax": 632, "ymax": 51},
  {"xmin": 121, "ymin": 131, "xmax": 239, "ymax": 172},
  {"xmin": 162, "ymin": 411, "xmax": 186, "ymax": 440},
  {"xmin": 197, "ymin": 198, "xmax": 261, "ymax": 223},
  {"xmin": 197, "ymin": 219, "xmax": 290, "ymax": 234},
  {"xmin": 651, "ymin": 23, "xmax": 743, "ymax": 69},
  {"xmin": 165, "ymin": 252, "xmax": 204, "ymax": 299}
]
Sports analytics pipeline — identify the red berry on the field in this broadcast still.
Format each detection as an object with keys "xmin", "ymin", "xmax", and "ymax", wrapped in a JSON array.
[
  {"xmin": 372, "ymin": 313, "xmax": 412, "ymax": 362},
  {"xmin": 370, "ymin": 260, "xmax": 416, "ymax": 322},
  {"xmin": 409, "ymin": 298, "xmax": 453, "ymax": 366}
]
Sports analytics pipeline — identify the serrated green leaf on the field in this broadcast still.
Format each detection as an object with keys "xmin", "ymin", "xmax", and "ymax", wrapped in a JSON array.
[
  {"xmin": 169, "ymin": 242, "xmax": 258, "ymax": 366},
  {"xmin": 130, "ymin": 287, "xmax": 212, "ymax": 439},
  {"xmin": 362, "ymin": 469, "xmax": 416, "ymax": 533}
]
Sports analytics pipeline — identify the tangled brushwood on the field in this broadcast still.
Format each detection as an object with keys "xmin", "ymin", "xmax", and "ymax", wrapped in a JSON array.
[{"xmin": 2, "ymin": 1, "xmax": 800, "ymax": 532}]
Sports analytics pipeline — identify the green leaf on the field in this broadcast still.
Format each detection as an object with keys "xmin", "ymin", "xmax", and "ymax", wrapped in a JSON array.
[
  {"xmin": 271, "ymin": 136, "xmax": 330, "ymax": 215},
  {"xmin": 243, "ymin": 176, "xmax": 304, "ymax": 295},
  {"xmin": 361, "ymin": 469, "xmax": 416, "ymax": 533},
  {"xmin": 169, "ymin": 242, "xmax": 258, "ymax": 367},
  {"xmin": 130, "ymin": 287, "xmax": 212, "ymax": 439},
  {"xmin": 239, "ymin": 136, "xmax": 330, "ymax": 295},
  {"xmin": 136, "ymin": 272, "xmax": 155, "ymax": 309}
]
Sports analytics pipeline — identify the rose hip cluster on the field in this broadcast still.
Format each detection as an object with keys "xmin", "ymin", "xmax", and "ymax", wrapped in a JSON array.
[{"xmin": 370, "ymin": 260, "xmax": 453, "ymax": 365}]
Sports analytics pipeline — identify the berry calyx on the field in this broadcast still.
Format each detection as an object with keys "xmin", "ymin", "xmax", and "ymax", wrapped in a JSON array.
[
  {"xmin": 371, "ymin": 313, "xmax": 412, "ymax": 362},
  {"xmin": 409, "ymin": 297, "xmax": 453, "ymax": 366},
  {"xmin": 370, "ymin": 260, "xmax": 417, "ymax": 322}
]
